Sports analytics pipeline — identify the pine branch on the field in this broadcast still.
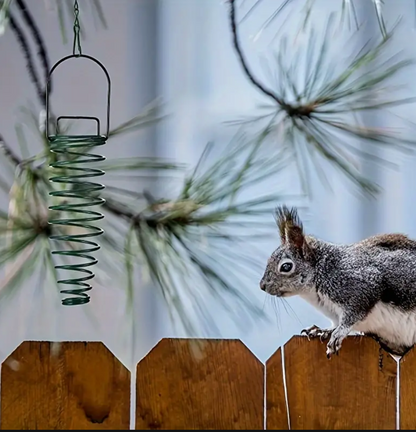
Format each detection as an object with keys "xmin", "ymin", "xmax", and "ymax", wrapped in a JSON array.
[
  {"xmin": 0, "ymin": 134, "xmax": 23, "ymax": 167},
  {"xmin": 15, "ymin": 0, "xmax": 51, "ymax": 93},
  {"xmin": 228, "ymin": 0, "xmax": 286, "ymax": 108},
  {"xmin": 8, "ymin": 10, "xmax": 45, "ymax": 106},
  {"xmin": 102, "ymin": 198, "xmax": 134, "ymax": 221}
]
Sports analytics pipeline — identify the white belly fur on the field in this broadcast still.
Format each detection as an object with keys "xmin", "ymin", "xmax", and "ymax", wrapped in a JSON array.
[
  {"xmin": 355, "ymin": 303, "xmax": 416, "ymax": 348},
  {"xmin": 300, "ymin": 293, "xmax": 416, "ymax": 348}
]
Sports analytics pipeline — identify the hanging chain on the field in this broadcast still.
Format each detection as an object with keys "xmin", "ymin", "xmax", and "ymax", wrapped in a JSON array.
[{"xmin": 72, "ymin": 0, "xmax": 82, "ymax": 56}]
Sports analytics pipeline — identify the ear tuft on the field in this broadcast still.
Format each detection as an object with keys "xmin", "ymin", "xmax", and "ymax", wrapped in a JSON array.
[{"xmin": 275, "ymin": 205, "xmax": 305, "ymax": 250}]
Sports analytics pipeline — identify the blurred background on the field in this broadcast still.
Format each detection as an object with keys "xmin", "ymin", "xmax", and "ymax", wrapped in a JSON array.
[{"xmin": 1, "ymin": 0, "xmax": 416, "ymax": 368}]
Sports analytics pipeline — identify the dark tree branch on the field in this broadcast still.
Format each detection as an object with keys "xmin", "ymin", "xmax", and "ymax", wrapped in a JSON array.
[
  {"xmin": 15, "ymin": 0, "xmax": 51, "ymax": 93},
  {"xmin": 8, "ymin": 11, "xmax": 45, "ymax": 106},
  {"xmin": 228, "ymin": 0, "xmax": 286, "ymax": 108},
  {"xmin": 0, "ymin": 135, "xmax": 23, "ymax": 166}
]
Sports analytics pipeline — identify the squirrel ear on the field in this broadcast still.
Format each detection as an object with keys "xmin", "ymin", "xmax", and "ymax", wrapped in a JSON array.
[
  {"xmin": 287, "ymin": 225, "xmax": 315, "ymax": 262},
  {"xmin": 275, "ymin": 206, "xmax": 315, "ymax": 262},
  {"xmin": 275, "ymin": 205, "xmax": 305, "ymax": 250},
  {"xmin": 276, "ymin": 209, "xmax": 288, "ymax": 245},
  {"xmin": 285, "ymin": 224, "xmax": 305, "ymax": 250}
]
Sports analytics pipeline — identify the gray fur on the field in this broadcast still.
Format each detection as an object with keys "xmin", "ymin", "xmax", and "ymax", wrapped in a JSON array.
[{"xmin": 260, "ymin": 205, "xmax": 416, "ymax": 357}]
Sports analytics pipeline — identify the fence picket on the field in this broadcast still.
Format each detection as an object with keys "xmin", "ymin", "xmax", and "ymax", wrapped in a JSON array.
[
  {"xmin": 280, "ymin": 336, "xmax": 396, "ymax": 430},
  {"xmin": 399, "ymin": 347, "xmax": 416, "ymax": 429},
  {"xmin": 136, "ymin": 338, "xmax": 264, "ymax": 430},
  {"xmin": 266, "ymin": 347, "xmax": 289, "ymax": 429},
  {"xmin": 0, "ymin": 337, "xmax": 404, "ymax": 430},
  {"xmin": 0, "ymin": 341, "xmax": 130, "ymax": 430}
]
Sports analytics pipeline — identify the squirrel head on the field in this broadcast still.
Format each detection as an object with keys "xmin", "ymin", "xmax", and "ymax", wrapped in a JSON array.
[{"xmin": 260, "ymin": 206, "xmax": 316, "ymax": 297}]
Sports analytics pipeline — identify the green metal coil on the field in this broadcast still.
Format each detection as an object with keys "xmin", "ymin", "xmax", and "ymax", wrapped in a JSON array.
[{"xmin": 48, "ymin": 134, "xmax": 106, "ymax": 306}]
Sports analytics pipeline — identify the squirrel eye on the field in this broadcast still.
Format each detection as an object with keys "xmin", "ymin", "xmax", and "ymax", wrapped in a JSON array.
[{"xmin": 279, "ymin": 259, "xmax": 294, "ymax": 274}]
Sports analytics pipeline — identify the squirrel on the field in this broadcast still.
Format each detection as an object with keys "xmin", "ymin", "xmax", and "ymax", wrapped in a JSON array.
[{"xmin": 260, "ymin": 205, "xmax": 416, "ymax": 358}]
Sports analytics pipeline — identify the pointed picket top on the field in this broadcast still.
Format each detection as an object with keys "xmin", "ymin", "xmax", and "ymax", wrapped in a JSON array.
[
  {"xmin": 136, "ymin": 338, "xmax": 264, "ymax": 430},
  {"xmin": 0, "ymin": 341, "xmax": 130, "ymax": 430}
]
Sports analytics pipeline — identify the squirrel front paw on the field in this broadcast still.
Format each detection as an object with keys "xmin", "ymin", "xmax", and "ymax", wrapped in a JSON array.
[
  {"xmin": 301, "ymin": 325, "xmax": 333, "ymax": 342},
  {"xmin": 326, "ymin": 339, "xmax": 341, "ymax": 359},
  {"xmin": 326, "ymin": 326, "xmax": 349, "ymax": 359}
]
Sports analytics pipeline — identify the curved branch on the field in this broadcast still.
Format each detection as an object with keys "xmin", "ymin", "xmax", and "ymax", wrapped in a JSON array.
[
  {"xmin": 0, "ymin": 135, "xmax": 23, "ymax": 166},
  {"xmin": 8, "ymin": 11, "xmax": 45, "ymax": 105},
  {"xmin": 228, "ymin": 0, "xmax": 285, "ymax": 107},
  {"xmin": 15, "ymin": 0, "xmax": 51, "ymax": 93}
]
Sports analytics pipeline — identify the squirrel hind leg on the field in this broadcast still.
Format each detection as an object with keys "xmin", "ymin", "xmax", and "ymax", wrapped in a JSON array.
[{"xmin": 366, "ymin": 332, "xmax": 411, "ymax": 357}]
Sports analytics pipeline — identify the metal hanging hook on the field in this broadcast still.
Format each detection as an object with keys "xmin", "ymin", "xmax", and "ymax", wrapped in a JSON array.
[
  {"xmin": 45, "ymin": 0, "xmax": 111, "ymax": 139},
  {"xmin": 73, "ymin": 0, "xmax": 82, "ymax": 56},
  {"xmin": 45, "ymin": 53, "xmax": 111, "ymax": 139}
]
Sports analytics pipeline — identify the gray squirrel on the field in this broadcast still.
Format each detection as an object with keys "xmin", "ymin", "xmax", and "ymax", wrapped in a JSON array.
[{"xmin": 260, "ymin": 205, "xmax": 416, "ymax": 358}]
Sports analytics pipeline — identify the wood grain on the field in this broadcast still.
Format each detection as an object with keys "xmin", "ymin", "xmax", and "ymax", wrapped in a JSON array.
[
  {"xmin": 266, "ymin": 347, "xmax": 289, "ymax": 429},
  {"xmin": 283, "ymin": 336, "xmax": 396, "ymax": 430},
  {"xmin": 0, "ymin": 341, "xmax": 130, "ymax": 430},
  {"xmin": 399, "ymin": 347, "xmax": 416, "ymax": 429},
  {"xmin": 136, "ymin": 338, "xmax": 263, "ymax": 430}
]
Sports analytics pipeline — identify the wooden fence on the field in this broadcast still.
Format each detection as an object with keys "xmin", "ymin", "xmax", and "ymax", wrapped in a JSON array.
[{"xmin": 0, "ymin": 336, "xmax": 412, "ymax": 429}]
